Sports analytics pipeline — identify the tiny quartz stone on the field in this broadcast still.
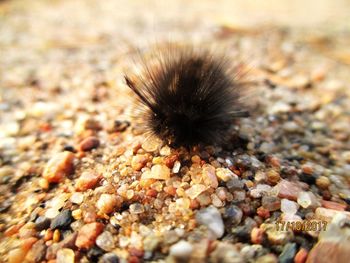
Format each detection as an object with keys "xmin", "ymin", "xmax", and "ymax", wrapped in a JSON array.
[
  {"xmin": 160, "ymin": 145, "xmax": 171, "ymax": 156},
  {"xmin": 172, "ymin": 161, "xmax": 181, "ymax": 173},
  {"xmin": 196, "ymin": 206, "xmax": 224, "ymax": 238},
  {"xmin": 141, "ymin": 136, "xmax": 162, "ymax": 152},
  {"xmin": 129, "ymin": 203, "xmax": 145, "ymax": 214},
  {"xmin": 202, "ymin": 164, "xmax": 218, "ymax": 188},
  {"xmin": 131, "ymin": 154, "xmax": 149, "ymax": 171},
  {"xmin": 281, "ymin": 199, "xmax": 299, "ymax": 215},
  {"xmin": 45, "ymin": 208, "xmax": 60, "ymax": 219},
  {"xmin": 97, "ymin": 194, "xmax": 118, "ymax": 214},
  {"xmin": 75, "ymin": 222, "xmax": 104, "ymax": 249},
  {"xmin": 143, "ymin": 164, "xmax": 170, "ymax": 180},
  {"xmin": 216, "ymin": 168, "xmax": 235, "ymax": 182},
  {"xmin": 56, "ymin": 248, "xmax": 75, "ymax": 263},
  {"xmin": 96, "ymin": 231, "xmax": 115, "ymax": 251},
  {"xmin": 262, "ymin": 196, "xmax": 281, "ymax": 211},
  {"xmin": 185, "ymin": 184, "xmax": 207, "ymax": 199},
  {"xmin": 75, "ymin": 171, "xmax": 101, "ymax": 191},
  {"xmin": 297, "ymin": 191, "xmax": 318, "ymax": 209},
  {"xmin": 43, "ymin": 151, "xmax": 75, "ymax": 183},
  {"xmin": 196, "ymin": 192, "xmax": 212, "ymax": 206},
  {"xmin": 70, "ymin": 192, "xmax": 84, "ymax": 204},
  {"xmin": 169, "ymin": 240, "xmax": 193, "ymax": 258},
  {"xmin": 211, "ymin": 194, "xmax": 223, "ymax": 207}
]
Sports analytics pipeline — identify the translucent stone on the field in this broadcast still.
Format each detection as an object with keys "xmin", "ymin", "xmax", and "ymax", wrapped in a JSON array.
[
  {"xmin": 281, "ymin": 199, "xmax": 299, "ymax": 215},
  {"xmin": 49, "ymin": 193, "xmax": 70, "ymax": 209},
  {"xmin": 70, "ymin": 192, "xmax": 84, "ymax": 204},
  {"xmin": 196, "ymin": 206, "xmax": 224, "ymax": 238},
  {"xmin": 169, "ymin": 240, "xmax": 193, "ymax": 258},
  {"xmin": 211, "ymin": 194, "xmax": 223, "ymax": 207},
  {"xmin": 160, "ymin": 145, "xmax": 171, "ymax": 156},
  {"xmin": 142, "ymin": 165, "xmax": 170, "ymax": 180},
  {"xmin": 97, "ymin": 194, "xmax": 118, "ymax": 214},
  {"xmin": 172, "ymin": 161, "xmax": 181, "ymax": 173},
  {"xmin": 141, "ymin": 136, "xmax": 162, "ymax": 152},
  {"xmin": 196, "ymin": 192, "xmax": 212, "ymax": 206},
  {"xmin": 56, "ymin": 248, "xmax": 75, "ymax": 263},
  {"xmin": 96, "ymin": 231, "xmax": 115, "ymax": 251},
  {"xmin": 297, "ymin": 193, "xmax": 310, "ymax": 209},
  {"xmin": 126, "ymin": 190, "xmax": 134, "ymax": 200},
  {"xmin": 216, "ymin": 168, "xmax": 235, "ymax": 182},
  {"xmin": 262, "ymin": 196, "xmax": 281, "ymax": 211},
  {"xmin": 45, "ymin": 208, "xmax": 60, "ymax": 219},
  {"xmin": 176, "ymin": 198, "xmax": 190, "ymax": 210},
  {"xmin": 202, "ymin": 164, "xmax": 218, "ymax": 188},
  {"xmin": 185, "ymin": 184, "xmax": 206, "ymax": 199},
  {"xmin": 129, "ymin": 203, "xmax": 145, "ymax": 214}
]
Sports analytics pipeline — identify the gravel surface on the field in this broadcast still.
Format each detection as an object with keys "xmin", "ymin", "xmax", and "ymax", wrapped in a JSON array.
[{"xmin": 1, "ymin": 1, "xmax": 350, "ymax": 263}]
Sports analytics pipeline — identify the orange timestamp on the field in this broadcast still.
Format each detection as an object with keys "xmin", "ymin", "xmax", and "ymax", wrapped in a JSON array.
[{"xmin": 275, "ymin": 219, "xmax": 328, "ymax": 231}]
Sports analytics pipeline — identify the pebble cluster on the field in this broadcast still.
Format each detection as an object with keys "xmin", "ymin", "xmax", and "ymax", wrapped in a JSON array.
[{"xmin": 1, "ymin": 1, "xmax": 350, "ymax": 263}]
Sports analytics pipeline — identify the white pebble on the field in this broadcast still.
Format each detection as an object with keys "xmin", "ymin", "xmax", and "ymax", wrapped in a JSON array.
[
  {"xmin": 281, "ymin": 199, "xmax": 299, "ymax": 215},
  {"xmin": 169, "ymin": 240, "xmax": 193, "ymax": 258},
  {"xmin": 196, "ymin": 206, "xmax": 224, "ymax": 238}
]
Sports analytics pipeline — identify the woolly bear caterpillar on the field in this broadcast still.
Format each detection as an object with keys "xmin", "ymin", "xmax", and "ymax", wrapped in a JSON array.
[{"xmin": 125, "ymin": 44, "xmax": 250, "ymax": 147}]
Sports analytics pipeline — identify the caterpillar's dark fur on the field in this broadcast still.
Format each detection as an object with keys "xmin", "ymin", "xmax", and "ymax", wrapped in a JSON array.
[{"xmin": 125, "ymin": 45, "xmax": 250, "ymax": 146}]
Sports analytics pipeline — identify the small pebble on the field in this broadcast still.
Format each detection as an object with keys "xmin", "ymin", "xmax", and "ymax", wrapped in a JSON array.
[
  {"xmin": 53, "ymin": 229, "xmax": 61, "ymax": 242},
  {"xmin": 267, "ymin": 169, "xmax": 281, "ymax": 185},
  {"xmin": 169, "ymin": 240, "xmax": 193, "ymax": 259},
  {"xmin": 277, "ymin": 180, "xmax": 301, "ymax": 201},
  {"xmin": 278, "ymin": 243, "xmax": 297, "ymax": 263},
  {"xmin": 75, "ymin": 171, "xmax": 101, "ymax": 191},
  {"xmin": 196, "ymin": 206, "xmax": 224, "ymax": 238},
  {"xmin": 262, "ymin": 196, "xmax": 281, "ymax": 211},
  {"xmin": 223, "ymin": 205, "xmax": 243, "ymax": 225},
  {"xmin": 185, "ymin": 184, "xmax": 207, "ymax": 199},
  {"xmin": 97, "ymin": 194, "xmax": 119, "ymax": 214},
  {"xmin": 35, "ymin": 216, "xmax": 51, "ymax": 231},
  {"xmin": 216, "ymin": 168, "xmax": 235, "ymax": 182},
  {"xmin": 141, "ymin": 136, "xmax": 162, "ymax": 152},
  {"xmin": 98, "ymin": 253, "xmax": 120, "ymax": 263},
  {"xmin": 129, "ymin": 203, "xmax": 145, "ymax": 214},
  {"xmin": 96, "ymin": 231, "xmax": 115, "ymax": 251},
  {"xmin": 297, "ymin": 191, "xmax": 318, "ymax": 209},
  {"xmin": 70, "ymin": 192, "xmax": 84, "ymax": 204},
  {"xmin": 316, "ymin": 176, "xmax": 331, "ymax": 189},
  {"xmin": 78, "ymin": 136, "xmax": 100, "ymax": 151},
  {"xmin": 75, "ymin": 222, "xmax": 104, "ymax": 249},
  {"xmin": 8, "ymin": 248, "xmax": 27, "ymax": 263},
  {"xmin": 50, "ymin": 210, "xmax": 73, "ymax": 230},
  {"xmin": 226, "ymin": 177, "xmax": 244, "ymax": 190},
  {"xmin": 24, "ymin": 240, "xmax": 46, "ymax": 263},
  {"xmin": 38, "ymin": 178, "xmax": 49, "ymax": 190},
  {"xmin": 131, "ymin": 154, "xmax": 149, "ymax": 171},
  {"xmin": 56, "ymin": 248, "xmax": 75, "ymax": 263},
  {"xmin": 281, "ymin": 199, "xmax": 299, "ymax": 215},
  {"xmin": 142, "ymin": 164, "xmax": 170, "ymax": 180},
  {"xmin": 202, "ymin": 164, "xmax": 218, "ymax": 188},
  {"xmin": 43, "ymin": 151, "xmax": 75, "ymax": 183}
]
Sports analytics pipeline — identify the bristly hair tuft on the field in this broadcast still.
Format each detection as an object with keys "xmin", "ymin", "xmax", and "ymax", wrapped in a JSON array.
[{"xmin": 125, "ymin": 45, "xmax": 250, "ymax": 147}]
